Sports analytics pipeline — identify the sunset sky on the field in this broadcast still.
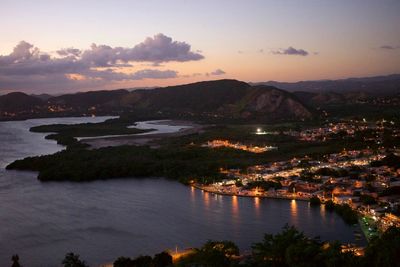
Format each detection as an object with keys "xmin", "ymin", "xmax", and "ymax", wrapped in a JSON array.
[{"xmin": 1, "ymin": 0, "xmax": 399, "ymax": 93}]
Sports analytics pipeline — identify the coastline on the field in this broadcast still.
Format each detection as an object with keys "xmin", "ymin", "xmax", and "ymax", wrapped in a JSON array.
[
  {"xmin": 82, "ymin": 120, "xmax": 207, "ymax": 149},
  {"xmin": 193, "ymin": 183, "xmax": 310, "ymax": 202}
]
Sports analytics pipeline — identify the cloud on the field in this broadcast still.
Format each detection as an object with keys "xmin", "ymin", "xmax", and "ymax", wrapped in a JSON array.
[
  {"xmin": 0, "ymin": 34, "xmax": 201, "ymax": 92},
  {"xmin": 210, "ymin": 69, "xmax": 226, "ymax": 75},
  {"xmin": 126, "ymin": 33, "xmax": 204, "ymax": 62},
  {"xmin": 78, "ymin": 33, "xmax": 203, "ymax": 67},
  {"xmin": 85, "ymin": 68, "xmax": 178, "ymax": 81},
  {"xmin": 272, "ymin": 46, "xmax": 309, "ymax": 56},
  {"xmin": 380, "ymin": 45, "xmax": 400, "ymax": 50},
  {"xmin": 56, "ymin": 48, "xmax": 81, "ymax": 57}
]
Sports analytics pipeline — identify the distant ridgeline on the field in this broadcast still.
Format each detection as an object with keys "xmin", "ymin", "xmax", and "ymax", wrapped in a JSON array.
[{"xmin": 0, "ymin": 79, "xmax": 316, "ymax": 122}]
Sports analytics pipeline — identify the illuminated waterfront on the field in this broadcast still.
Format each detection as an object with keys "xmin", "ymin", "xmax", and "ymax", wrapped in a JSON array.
[{"xmin": 0, "ymin": 117, "xmax": 365, "ymax": 267}]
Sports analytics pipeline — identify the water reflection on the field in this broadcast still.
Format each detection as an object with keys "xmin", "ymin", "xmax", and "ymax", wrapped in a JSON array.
[
  {"xmin": 203, "ymin": 191, "xmax": 210, "ymax": 208},
  {"xmin": 320, "ymin": 203, "xmax": 326, "ymax": 222},
  {"xmin": 190, "ymin": 186, "xmax": 195, "ymax": 202},
  {"xmin": 290, "ymin": 199, "xmax": 298, "ymax": 223},
  {"xmin": 254, "ymin": 197, "xmax": 260, "ymax": 217},
  {"xmin": 232, "ymin": 195, "xmax": 239, "ymax": 217}
]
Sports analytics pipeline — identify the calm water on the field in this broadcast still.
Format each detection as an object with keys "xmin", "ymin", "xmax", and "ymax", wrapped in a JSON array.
[{"xmin": 0, "ymin": 117, "xmax": 364, "ymax": 267}]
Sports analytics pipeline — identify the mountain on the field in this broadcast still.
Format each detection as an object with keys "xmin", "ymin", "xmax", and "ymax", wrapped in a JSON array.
[
  {"xmin": 48, "ymin": 89, "xmax": 129, "ymax": 108},
  {"xmin": 0, "ymin": 80, "xmax": 314, "ymax": 122},
  {"xmin": 0, "ymin": 92, "xmax": 44, "ymax": 112},
  {"xmin": 30, "ymin": 93, "xmax": 53, "ymax": 101},
  {"xmin": 120, "ymin": 80, "xmax": 314, "ymax": 121},
  {"xmin": 255, "ymin": 74, "xmax": 400, "ymax": 96}
]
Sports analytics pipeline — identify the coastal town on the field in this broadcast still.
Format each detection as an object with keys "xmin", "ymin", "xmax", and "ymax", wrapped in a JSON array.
[{"xmin": 196, "ymin": 120, "xmax": 400, "ymax": 242}]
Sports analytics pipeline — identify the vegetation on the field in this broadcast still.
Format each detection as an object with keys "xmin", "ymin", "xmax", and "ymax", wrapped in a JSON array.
[
  {"xmin": 62, "ymin": 253, "xmax": 88, "ymax": 267},
  {"xmin": 11, "ymin": 255, "xmax": 21, "ymax": 267},
  {"xmin": 113, "ymin": 252, "xmax": 172, "ymax": 267},
  {"xmin": 12, "ymin": 225, "xmax": 400, "ymax": 267},
  {"xmin": 6, "ymin": 119, "xmax": 380, "ymax": 183},
  {"xmin": 175, "ymin": 241, "xmax": 239, "ymax": 267},
  {"xmin": 363, "ymin": 226, "xmax": 400, "ymax": 267},
  {"xmin": 30, "ymin": 119, "xmax": 149, "ymax": 137},
  {"xmin": 309, "ymin": 196, "xmax": 321, "ymax": 206},
  {"xmin": 30, "ymin": 119, "xmax": 150, "ymax": 149},
  {"xmin": 324, "ymin": 201, "xmax": 358, "ymax": 225},
  {"xmin": 359, "ymin": 195, "xmax": 377, "ymax": 205}
]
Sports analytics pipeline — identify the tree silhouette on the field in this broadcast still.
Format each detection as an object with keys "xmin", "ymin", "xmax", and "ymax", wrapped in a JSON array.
[
  {"xmin": 62, "ymin": 252, "xmax": 88, "ymax": 267},
  {"xmin": 11, "ymin": 255, "xmax": 21, "ymax": 267}
]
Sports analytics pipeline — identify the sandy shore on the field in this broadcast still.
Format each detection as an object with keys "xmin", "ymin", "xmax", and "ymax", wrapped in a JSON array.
[{"xmin": 83, "ymin": 120, "xmax": 206, "ymax": 149}]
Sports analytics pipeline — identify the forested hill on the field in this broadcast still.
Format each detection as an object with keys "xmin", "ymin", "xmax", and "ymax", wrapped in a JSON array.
[{"xmin": 0, "ymin": 79, "xmax": 314, "ymax": 122}]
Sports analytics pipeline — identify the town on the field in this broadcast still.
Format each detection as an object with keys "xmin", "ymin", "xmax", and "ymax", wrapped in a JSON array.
[
  {"xmin": 203, "ymin": 139, "xmax": 278, "ymax": 153},
  {"xmin": 195, "ymin": 120, "xmax": 400, "ymax": 242}
]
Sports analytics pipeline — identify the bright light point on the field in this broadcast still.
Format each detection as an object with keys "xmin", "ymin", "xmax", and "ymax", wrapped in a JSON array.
[{"xmin": 255, "ymin": 128, "xmax": 267, "ymax": 135}]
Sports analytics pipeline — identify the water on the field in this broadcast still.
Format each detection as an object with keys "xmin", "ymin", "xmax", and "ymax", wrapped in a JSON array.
[
  {"xmin": 0, "ymin": 117, "xmax": 364, "ymax": 267},
  {"xmin": 131, "ymin": 120, "xmax": 192, "ymax": 135},
  {"xmin": 78, "ymin": 119, "xmax": 192, "ymax": 140}
]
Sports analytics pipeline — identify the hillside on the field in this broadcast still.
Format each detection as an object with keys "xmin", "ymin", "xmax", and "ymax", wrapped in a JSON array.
[
  {"xmin": 0, "ymin": 92, "xmax": 44, "ymax": 112},
  {"xmin": 0, "ymin": 80, "xmax": 315, "ymax": 121},
  {"xmin": 120, "ymin": 80, "xmax": 314, "ymax": 121},
  {"xmin": 256, "ymin": 74, "xmax": 400, "ymax": 96}
]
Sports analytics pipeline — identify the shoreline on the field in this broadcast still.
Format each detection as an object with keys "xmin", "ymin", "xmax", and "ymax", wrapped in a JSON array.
[
  {"xmin": 82, "ymin": 120, "xmax": 207, "ymax": 149},
  {"xmin": 193, "ymin": 183, "xmax": 310, "ymax": 202},
  {"xmin": 193, "ymin": 183, "xmax": 370, "ymax": 243}
]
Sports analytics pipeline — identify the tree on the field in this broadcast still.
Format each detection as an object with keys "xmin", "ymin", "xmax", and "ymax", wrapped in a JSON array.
[
  {"xmin": 252, "ymin": 224, "xmax": 308, "ymax": 266},
  {"xmin": 152, "ymin": 251, "xmax": 172, "ymax": 267},
  {"xmin": 62, "ymin": 253, "xmax": 88, "ymax": 267},
  {"xmin": 11, "ymin": 255, "xmax": 21, "ymax": 267},
  {"xmin": 174, "ymin": 240, "xmax": 239, "ymax": 267},
  {"xmin": 114, "ymin": 256, "xmax": 135, "ymax": 267},
  {"xmin": 131, "ymin": 255, "xmax": 152, "ymax": 267},
  {"xmin": 363, "ymin": 226, "xmax": 400, "ymax": 267},
  {"xmin": 320, "ymin": 241, "xmax": 360, "ymax": 267},
  {"xmin": 202, "ymin": 240, "xmax": 240, "ymax": 257},
  {"xmin": 325, "ymin": 200, "xmax": 335, "ymax": 211},
  {"xmin": 310, "ymin": 196, "xmax": 321, "ymax": 206}
]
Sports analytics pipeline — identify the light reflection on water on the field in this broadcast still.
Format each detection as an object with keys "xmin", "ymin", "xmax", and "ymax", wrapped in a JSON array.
[
  {"xmin": 254, "ymin": 197, "xmax": 260, "ymax": 218},
  {"xmin": 291, "ymin": 199, "xmax": 298, "ymax": 223},
  {"xmin": 0, "ymin": 117, "xmax": 366, "ymax": 267}
]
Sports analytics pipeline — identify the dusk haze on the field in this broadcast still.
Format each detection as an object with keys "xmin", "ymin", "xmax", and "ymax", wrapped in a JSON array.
[
  {"xmin": 0, "ymin": 1, "xmax": 400, "ymax": 267},
  {"xmin": 1, "ymin": 0, "xmax": 399, "ymax": 93}
]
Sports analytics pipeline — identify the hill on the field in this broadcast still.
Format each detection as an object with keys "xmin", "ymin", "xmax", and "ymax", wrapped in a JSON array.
[
  {"xmin": 256, "ymin": 74, "xmax": 400, "ymax": 96},
  {"xmin": 0, "ymin": 80, "xmax": 314, "ymax": 122},
  {"xmin": 120, "ymin": 80, "xmax": 313, "ymax": 121},
  {"xmin": 0, "ymin": 92, "xmax": 44, "ymax": 112}
]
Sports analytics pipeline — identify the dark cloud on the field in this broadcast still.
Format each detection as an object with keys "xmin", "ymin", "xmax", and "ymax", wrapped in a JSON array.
[
  {"xmin": 210, "ymin": 69, "xmax": 226, "ymax": 75},
  {"xmin": 0, "ymin": 34, "xmax": 201, "ymax": 92},
  {"xmin": 380, "ymin": 45, "xmax": 400, "ymax": 50},
  {"xmin": 272, "ymin": 46, "xmax": 309, "ymax": 56},
  {"xmin": 56, "ymin": 48, "xmax": 81, "ymax": 57}
]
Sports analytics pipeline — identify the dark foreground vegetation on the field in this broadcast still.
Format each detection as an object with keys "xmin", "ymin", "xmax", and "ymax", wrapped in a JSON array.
[{"xmin": 10, "ymin": 225, "xmax": 400, "ymax": 267}]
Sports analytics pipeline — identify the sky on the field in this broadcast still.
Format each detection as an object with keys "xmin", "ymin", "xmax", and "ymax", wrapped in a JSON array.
[{"xmin": 0, "ymin": 0, "xmax": 399, "ymax": 94}]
